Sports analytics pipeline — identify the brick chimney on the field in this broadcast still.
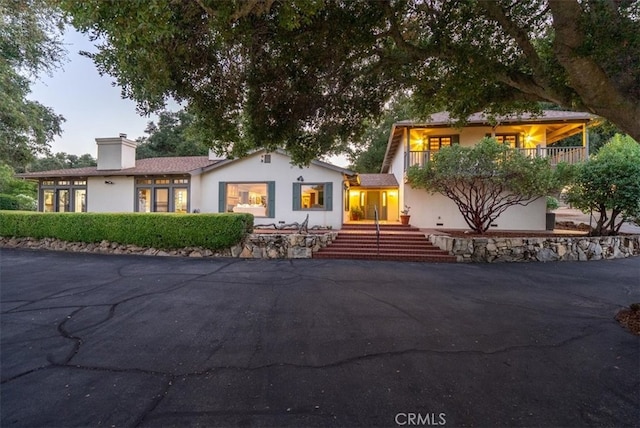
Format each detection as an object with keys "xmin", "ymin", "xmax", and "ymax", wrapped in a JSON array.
[{"xmin": 95, "ymin": 134, "xmax": 137, "ymax": 170}]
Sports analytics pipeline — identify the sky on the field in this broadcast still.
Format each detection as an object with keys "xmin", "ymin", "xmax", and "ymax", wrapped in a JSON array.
[
  {"xmin": 29, "ymin": 28, "xmax": 160, "ymax": 159},
  {"xmin": 28, "ymin": 27, "xmax": 349, "ymax": 167}
]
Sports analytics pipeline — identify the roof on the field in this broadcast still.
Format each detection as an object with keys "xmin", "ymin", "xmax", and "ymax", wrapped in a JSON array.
[
  {"xmin": 381, "ymin": 110, "xmax": 598, "ymax": 173},
  {"xmin": 394, "ymin": 110, "xmax": 595, "ymax": 127},
  {"xmin": 356, "ymin": 174, "xmax": 399, "ymax": 188},
  {"xmin": 17, "ymin": 156, "xmax": 221, "ymax": 178},
  {"xmin": 201, "ymin": 148, "xmax": 355, "ymax": 175}
]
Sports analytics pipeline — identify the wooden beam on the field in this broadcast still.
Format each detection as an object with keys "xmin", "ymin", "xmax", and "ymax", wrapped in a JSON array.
[{"xmin": 546, "ymin": 124, "xmax": 583, "ymax": 144}]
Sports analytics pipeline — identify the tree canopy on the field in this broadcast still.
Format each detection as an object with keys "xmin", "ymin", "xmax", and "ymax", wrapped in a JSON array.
[
  {"xmin": 136, "ymin": 110, "xmax": 210, "ymax": 159},
  {"xmin": 59, "ymin": 0, "xmax": 640, "ymax": 164},
  {"xmin": 0, "ymin": 0, "xmax": 66, "ymax": 171},
  {"xmin": 348, "ymin": 95, "xmax": 415, "ymax": 172},
  {"xmin": 27, "ymin": 152, "xmax": 96, "ymax": 172}
]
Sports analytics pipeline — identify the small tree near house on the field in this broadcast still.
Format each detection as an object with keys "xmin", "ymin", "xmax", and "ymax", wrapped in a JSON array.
[
  {"xmin": 565, "ymin": 134, "xmax": 640, "ymax": 236},
  {"xmin": 407, "ymin": 138, "xmax": 564, "ymax": 234}
]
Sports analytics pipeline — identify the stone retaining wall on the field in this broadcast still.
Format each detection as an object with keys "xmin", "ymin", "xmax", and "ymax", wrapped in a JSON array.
[
  {"xmin": 0, "ymin": 232, "xmax": 338, "ymax": 259},
  {"xmin": 429, "ymin": 234, "xmax": 640, "ymax": 263}
]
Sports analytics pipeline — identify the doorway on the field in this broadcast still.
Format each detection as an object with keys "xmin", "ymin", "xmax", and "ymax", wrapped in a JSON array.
[{"xmin": 364, "ymin": 191, "xmax": 387, "ymax": 220}]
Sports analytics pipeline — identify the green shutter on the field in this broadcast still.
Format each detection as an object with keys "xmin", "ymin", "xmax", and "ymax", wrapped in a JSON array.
[
  {"xmin": 267, "ymin": 181, "xmax": 275, "ymax": 217},
  {"xmin": 325, "ymin": 182, "xmax": 333, "ymax": 211},
  {"xmin": 292, "ymin": 183, "xmax": 301, "ymax": 211},
  {"xmin": 452, "ymin": 134, "xmax": 460, "ymax": 145},
  {"xmin": 218, "ymin": 182, "xmax": 226, "ymax": 213}
]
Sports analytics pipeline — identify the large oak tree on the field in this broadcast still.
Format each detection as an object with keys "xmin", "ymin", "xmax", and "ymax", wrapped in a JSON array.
[
  {"xmin": 59, "ymin": 0, "xmax": 640, "ymax": 164},
  {"xmin": 1, "ymin": 0, "xmax": 66, "ymax": 171}
]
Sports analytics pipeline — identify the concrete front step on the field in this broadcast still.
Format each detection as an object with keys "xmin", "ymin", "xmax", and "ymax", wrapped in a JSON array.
[
  {"xmin": 323, "ymin": 244, "xmax": 447, "ymax": 254},
  {"xmin": 315, "ymin": 227, "xmax": 456, "ymax": 262},
  {"xmin": 314, "ymin": 252, "xmax": 456, "ymax": 262},
  {"xmin": 333, "ymin": 236, "xmax": 428, "ymax": 242},
  {"xmin": 317, "ymin": 249, "xmax": 451, "ymax": 257},
  {"xmin": 341, "ymin": 224, "xmax": 420, "ymax": 232}
]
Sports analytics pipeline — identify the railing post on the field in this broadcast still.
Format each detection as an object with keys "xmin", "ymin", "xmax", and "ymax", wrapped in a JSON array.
[
  {"xmin": 536, "ymin": 144, "xmax": 542, "ymax": 157},
  {"xmin": 374, "ymin": 205, "xmax": 380, "ymax": 256}
]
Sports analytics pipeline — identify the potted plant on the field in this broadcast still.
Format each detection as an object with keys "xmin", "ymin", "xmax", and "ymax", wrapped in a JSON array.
[
  {"xmin": 400, "ymin": 205, "xmax": 411, "ymax": 225},
  {"xmin": 545, "ymin": 196, "xmax": 559, "ymax": 230},
  {"xmin": 350, "ymin": 206, "xmax": 364, "ymax": 221}
]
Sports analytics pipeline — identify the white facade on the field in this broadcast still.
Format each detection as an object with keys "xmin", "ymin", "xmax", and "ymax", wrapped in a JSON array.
[
  {"xmin": 200, "ymin": 151, "xmax": 347, "ymax": 229},
  {"xmin": 87, "ymin": 176, "xmax": 135, "ymax": 212},
  {"xmin": 404, "ymin": 188, "xmax": 546, "ymax": 231},
  {"xmin": 385, "ymin": 119, "xmax": 574, "ymax": 231}
]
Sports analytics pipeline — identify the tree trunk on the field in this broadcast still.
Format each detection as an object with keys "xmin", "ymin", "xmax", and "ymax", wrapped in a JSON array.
[{"xmin": 549, "ymin": 0, "xmax": 640, "ymax": 142}]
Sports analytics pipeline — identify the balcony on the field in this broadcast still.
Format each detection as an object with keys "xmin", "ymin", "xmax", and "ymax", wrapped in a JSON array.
[{"xmin": 406, "ymin": 146, "xmax": 587, "ymax": 169}]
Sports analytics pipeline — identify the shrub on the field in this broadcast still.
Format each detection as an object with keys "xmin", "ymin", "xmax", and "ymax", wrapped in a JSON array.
[
  {"xmin": 0, "ymin": 212, "xmax": 254, "ymax": 250},
  {"xmin": 0, "ymin": 194, "xmax": 19, "ymax": 210},
  {"xmin": 565, "ymin": 134, "xmax": 640, "ymax": 235},
  {"xmin": 15, "ymin": 194, "xmax": 37, "ymax": 211},
  {"xmin": 546, "ymin": 196, "xmax": 559, "ymax": 211}
]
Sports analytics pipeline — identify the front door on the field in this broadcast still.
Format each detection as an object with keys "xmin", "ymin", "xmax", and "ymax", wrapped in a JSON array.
[{"xmin": 365, "ymin": 191, "xmax": 380, "ymax": 220}]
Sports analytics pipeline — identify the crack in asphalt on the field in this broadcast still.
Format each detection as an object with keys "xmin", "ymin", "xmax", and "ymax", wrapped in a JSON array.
[
  {"xmin": 2, "ymin": 259, "xmax": 241, "ymax": 382},
  {"xmin": 130, "ymin": 376, "xmax": 175, "ymax": 428},
  {"xmin": 51, "ymin": 307, "xmax": 85, "ymax": 365},
  {"xmin": 2, "ymin": 251, "xmax": 638, "ymax": 427},
  {"xmin": 12, "ymin": 326, "xmax": 600, "ymax": 381}
]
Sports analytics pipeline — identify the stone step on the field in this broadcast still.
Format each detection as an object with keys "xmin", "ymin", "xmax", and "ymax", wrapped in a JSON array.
[
  {"xmin": 328, "ymin": 242, "xmax": 437, "ymax": 250},
  {"xmin": 315, "ymin": 228, "xmax": 455, "ymax": 262},
  {"xmin": 317, "ymin": 245, "xmax": 447, "ymax": 254},
  {"xmin": 341, "ymin": 224, "xmax": 420, "ymax": 232},
  {"xmin": 332, "ymin": 235, "xmax": 428, "ymax": 242},
  {"xmin": 314, "ymin": 252, "xmax": 457, "ymax": 262}
]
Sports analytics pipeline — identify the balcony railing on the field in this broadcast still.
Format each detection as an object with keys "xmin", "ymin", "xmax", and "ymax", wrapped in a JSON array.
[{"xmin": 406, "ymin": 146, "xmax": 587, "ymax": 169}]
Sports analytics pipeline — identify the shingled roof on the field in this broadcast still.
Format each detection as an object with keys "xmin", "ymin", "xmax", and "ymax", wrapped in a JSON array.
[
  {"xmin": 17, "ymin": 156, "xmax": 221, "ymax": 178},
  {"xmin": 357, "ymin": 174, "xmax": 399, "ymax": 188}
]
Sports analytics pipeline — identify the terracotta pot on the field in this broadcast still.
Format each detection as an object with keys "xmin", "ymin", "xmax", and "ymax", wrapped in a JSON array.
[{"xmin": 400, "ymin": 215, "xmax": 410, "ymax": 225}]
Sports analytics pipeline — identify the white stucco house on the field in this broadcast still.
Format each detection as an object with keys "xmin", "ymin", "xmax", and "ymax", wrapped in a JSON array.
[
  {"xmin": 18, "ymin": 134, "xmax": 355, "ymax": 229},
  {"xmin": 18, "ymin": 110, "xmax": 596, "ymax": 231},
  {"xmin": 347, "ymin": 110, "xmax": 596, "ymax": 230}
]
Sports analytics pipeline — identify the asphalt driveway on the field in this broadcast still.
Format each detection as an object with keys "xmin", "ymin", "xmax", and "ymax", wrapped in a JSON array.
[{"xmin": 1, "ymin": 249, "xmax": 638, "ymax": 427}]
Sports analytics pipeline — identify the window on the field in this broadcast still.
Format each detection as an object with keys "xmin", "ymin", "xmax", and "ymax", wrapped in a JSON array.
[
  {"xmin": 428, "ymin": 135, "xmax": 459, "ymax": 150},
  {"xmin": 174, "ymin": 188, "xmax": 188, "ymax": 213},
  {"xmin": 40, "ymin": 178, "xmax": 87, "ymax": 212},
  {"xmin": 487, "ymin": 133, "xmax": 520, "ymax": 148},
  {"xmin": 135, "ymin": 176, "xmax": 189, "ymax": 212},
  {"xmin": 219, "ymin": 182, "xmax": 275, "ymax": 217},
  {"xmin": 293, "ymin": 182, "xmax": 333, "ymax": 211},
  {"xmin": 74, "ymin": 189, "xmax": 86, "ymax": 212},
  {"xmin": 137, "ymin": 188, "xmax": 152, "ymax": 212}
]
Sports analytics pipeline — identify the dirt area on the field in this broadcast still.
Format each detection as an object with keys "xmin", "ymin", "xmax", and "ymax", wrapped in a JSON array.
[
  {"xmin": 439, "ymin": 221, "xmax": 590, "ymax": 238},
  {"xmin": 615, "ymin": 305, "xmax": 640, "ymax": 336}
]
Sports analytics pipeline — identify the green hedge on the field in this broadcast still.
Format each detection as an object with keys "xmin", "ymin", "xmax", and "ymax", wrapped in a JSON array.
[{"xmin": 0, "ymin": 211, "xmax": 254, "ymax": 250}]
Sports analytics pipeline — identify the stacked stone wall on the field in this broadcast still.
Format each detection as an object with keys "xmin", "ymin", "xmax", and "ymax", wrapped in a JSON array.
[
  {"xmin": 0, "ymin": 232, "xmax": 338, "ymax": 259},
  {"xmin": 429, "ymin": 234, "xmax": 640, "ymax": 263}
]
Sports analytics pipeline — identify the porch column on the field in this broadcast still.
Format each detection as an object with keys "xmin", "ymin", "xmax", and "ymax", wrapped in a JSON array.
[{"xmin": 583, "ymin": 123, "xmax": 590, "ymax": 157}]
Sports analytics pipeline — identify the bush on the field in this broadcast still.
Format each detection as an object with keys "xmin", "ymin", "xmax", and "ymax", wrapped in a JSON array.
[
  {"xmin": 0, "ymin": 194, "xmax": 19, "ymax": 210},
  {"xmin": 0, "ymin": 212, "xmax": 254, "ymax": 250},
  {"xmin": 565, "ymin": 134, "xmax": 640, "ymax": 235},
  {"xmin": 15, "ymin": 194, "xmax": 37, "ymax": 211},
  {"xmin": 546, "ymin": 196, "xmax": 559, "ymax": 211}
]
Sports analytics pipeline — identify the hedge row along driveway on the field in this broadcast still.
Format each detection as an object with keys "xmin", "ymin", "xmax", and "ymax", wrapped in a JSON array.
[{"xmin": 0, "ymin": 211, "xmax": 254, "ymax": 250}]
